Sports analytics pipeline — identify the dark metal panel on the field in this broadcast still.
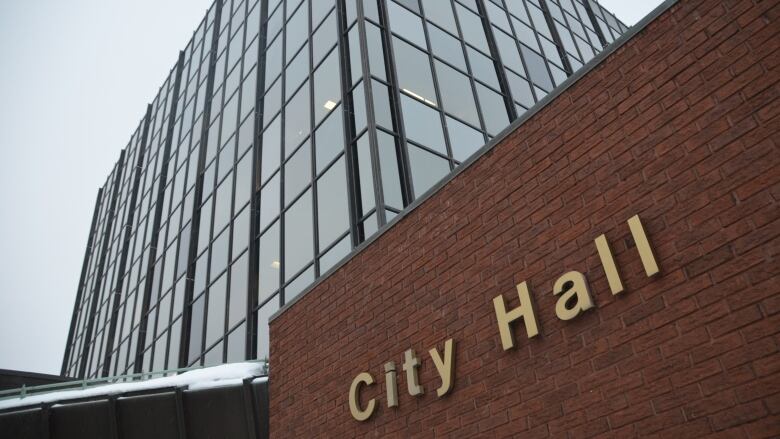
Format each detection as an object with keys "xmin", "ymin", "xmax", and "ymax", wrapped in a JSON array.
[
  {"xmin": 182, "ymin": 386, "xmax": 251, "ymax": 439},
  {"xmin": 0, "ymin": 407, "xmax": 45, "ymax": 439},
  {"xmin": 249, "ymin": 379, "xmax": 269, "ymax": 439},
  {"xmin": 50, "ymin": 400, "xmax": 113, "ymax": 439},
  {"xmin": 116, "ymin": 392, "xmax": 180, "ymax": 439}
]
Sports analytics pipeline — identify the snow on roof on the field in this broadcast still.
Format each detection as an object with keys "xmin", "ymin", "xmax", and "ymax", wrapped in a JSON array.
[{"xmin": 0, "ymin": 362, "xmax": 267, "ymax": 411}]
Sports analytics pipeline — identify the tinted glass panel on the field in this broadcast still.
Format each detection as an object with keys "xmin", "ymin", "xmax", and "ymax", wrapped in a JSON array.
[
  {"xmin": 401, "ymin": 94, "xmax": 446, "ymax": 155},
  {"xmin": 317, "ymin": 157, "xmax": 349, "ymax": 249},
  {"xmin": 284, "ymin": 189, "xmax": 313, "ymax": 280}
]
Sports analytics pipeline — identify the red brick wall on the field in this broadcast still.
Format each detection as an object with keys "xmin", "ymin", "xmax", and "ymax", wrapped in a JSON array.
[{"xmin": 269, "ymin": 0, "xmax": 779, "ymax": 436}]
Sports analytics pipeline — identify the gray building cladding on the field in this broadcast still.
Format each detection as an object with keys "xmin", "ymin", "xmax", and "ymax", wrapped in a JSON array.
[{"xmin": 62, "ymin": 0, "xmax": 627, "ymax": 379}]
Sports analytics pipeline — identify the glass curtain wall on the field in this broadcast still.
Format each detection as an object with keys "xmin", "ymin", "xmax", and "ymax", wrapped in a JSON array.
[{"xmin": 63, "ymin": 0, "xmax": 626, "ymax": 378}]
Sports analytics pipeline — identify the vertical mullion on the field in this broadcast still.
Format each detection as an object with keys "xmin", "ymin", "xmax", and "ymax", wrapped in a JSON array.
[
  {"xmin": 415, "ymin": 1, "xmax": 456, "ymax": 170},
  {"xmin": 133, "ymin": 51, "xmax": 185, "ymax": 374},
  {"xmin": 582, "ymin": 0, "xmax": 608, "ymax": 47},
  {"xmin": 79, "ymin": 152, "xmax": 126, "ymax": 378},
  {"xmin": 278, "ymin": 0, "xmax": 288, "ymax": 304},
  {"xmin": 474, "ymin": 0, "xmax": 518, "ymax": 121},
  {"xmin": 447, "ymin": 0, "xmax": 490, "ymax": 144},
  {"xmin": 248, "ymin": 0, "xmax": 270, "ymax": 361},
  {"xmin": 61, "ymin": 188, "xmax": 103, "ymax": 376},
  {"xmin": 375, "ymin": 0, "xmax": 414, "ymax": 204},
  {"xmin": 355, "ymin": 0, "xmax": 387, "ymax": 227},
  {"xmin": 335, "ymin": 0, "xmax": 361, "ymax": 248},
  {"xmin": 180, "ymin": 0, "xmax": 224, "ymax": 368},
  {"xmin": 538, "ymin": 0, "xmax": 574, "ymax": 75},
  {"xmin": 308, "ymin": 0, "xmax": 322, "ymax": 274},
  {"xmin": 101, "ymin": 106, "xmax": 154, "ymax": 377}
]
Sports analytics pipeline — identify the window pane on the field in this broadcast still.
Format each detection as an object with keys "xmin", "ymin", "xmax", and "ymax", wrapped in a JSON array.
[
  {"xmin": 401, "ymin": 94, "xmax": 446, "ymax": 155},
  {"xmin": 455, "ymin": 4, "xmax": 488, "ymax": 53},
  {"xmin": 284, "ymin": 189, "xmax": 313, "ymax": 280},
  {"xmin": 313, "ymin": 49, "xmax": 341, "ymax": 124},
  {"xmin": 259, "ymin": 172, "xmax": 280, "ymax": 231},
  {"xmin": 388, "ymin": 1, "xmax": 426, "ymax": 48},
  {"xmin": 317, "ymin": 157, "xmax": 349, "ymax": 249},
  {"xmin": 315, "ymin": 108, "xmax": 344, "ymax": 172},
  {"xmin": 377, "ymin": 131, "xmax": 403, "ymax": 209},
  {"xmin": 286, "ymin": 4, "xmax": 308, "ymax": 63},
  {"xmin": 408, "ymin": 144, "xmax": 449, "ymax": 196},
  {"xmin": 494, "ymin": 29, "xmax": 524, "ymax": 75},
  {"xmin": 447, "ymin": 116, "xmax": 484, "ymax": 162},
  {"xmin": 213, "ymin": 174, "xmax": 233, "ymax": 234},
  {"xmin": 422, "ymin": 0, "xmax": 456, "ymax": 33},
  {"xmin": 256, "ymin": 295, "xmax": 279, "ymax": 361},
  {"xmin": 313, "ymin": 11, "xmax": 337, "ymax": 65},
  {"xmin": 206, "ymin": 273, "xmax": 226, "ymax": 346},
  {"xmin": 393, "ymin": 37, "xmax": 436, "ymax": 105},
  {"xmin": 284, "ymin": 140, "xmax": 311, "ymax": 204},
  {"xmin": 189, "ymin": 295, "xmax": 205, "ymax": 362},
  {"xmin": 366, "ymin": 23, "xmax": 386, "ymax": 81},
  {"xmin": 226, "ymin": 322, "xmax": 246, "ymax": 362},
  {"xmin": 521, "ymin": 45, "xmax": 553, "ymax": 91},
  {"xmin": 234, "ymin": 151, "xmax": 252, "ymax": 208},
  {"xmin": 284, "ymin": 81, "xmax": 310, "ymax": 152},
  {"xmin": 233, "ymin": 205, "xmax": 250, "ymax": 254},
  {"xmin": 320, "ymin": 233, "xmax": 351, "ymax": 273},
  {"xmin": 428, "ymin": 25, "xmax": 466, "ymax": 70},
  {"xmin": 261, "ymin": 116, "xmax": 281, "ymax": 182},
  {"xmin": 467, "ymin": 47, "xmax": 500, "ymax": 89},
  {"xmin": 435, "ymin": 61, "xmax": 479, "ymax": 127},
  {"xmin": 258, "ymin": 221, "xmax": 280, "ymax": 301},
  {"xmin": 285, "ymin": 42, "xmax": 309, "ymax": 97},
  {"xmin": 506, "ymin": 69, "xmax": 535, "ymax": 108},
  {"xmin": 476, "ymin": 83, "xmax": 509, "ymax": 136},
  {"xmin": 372, "ymin": 80, "xmax": 393, "ymax": 130},
  {"xmin": 228, "ymin": 252, "xmax": 248, "ymax": 327},
  {"xmin": 210, "ymin": 228, "xmax": 230, "ymax": 279},
  {"xmin": 285, "ymin": 265, "xmax": 314, "ymax": 301},
  {"xmin": 355, "ymin": 134, "xmax": 375, "ymax": 214},
  {"xmin": 263, "ymin": 77, "xmax": 281, "ymax": 122}
]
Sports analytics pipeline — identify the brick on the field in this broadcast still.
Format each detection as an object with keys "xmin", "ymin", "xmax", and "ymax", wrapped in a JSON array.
[
  {"xmin": 709, "ymin": 400, "xmax": 768, "ymax": 431},
  {"xmin": 268, "ymin": 1, "xmax": 780, "ymax": 436}
]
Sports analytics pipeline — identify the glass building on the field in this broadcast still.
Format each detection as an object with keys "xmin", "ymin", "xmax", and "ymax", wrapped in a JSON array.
[{"xmin": 62, "ymin": 0, "xmax": 627, "ymax": 379}]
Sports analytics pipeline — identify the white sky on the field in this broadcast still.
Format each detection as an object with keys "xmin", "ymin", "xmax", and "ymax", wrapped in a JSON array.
[{"xmin": 0, "ymin": 1, "xmax": 662, "ymax": 376}]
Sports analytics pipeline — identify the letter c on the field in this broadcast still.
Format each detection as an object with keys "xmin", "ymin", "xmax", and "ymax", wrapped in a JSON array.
[{"xmin": 349, "ymin": 372, "xmax": 376, "ymax": 421}]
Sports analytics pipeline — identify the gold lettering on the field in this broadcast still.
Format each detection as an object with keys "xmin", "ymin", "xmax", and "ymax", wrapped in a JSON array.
[
  {"xmin": 553, "ymin": 271, "xmax": 594, "ymax": 320},
  {"xmin": 595, "ymin": 234, "xmax": 624, "ymax": 295},
  {"xmin": 628, "ymin": 215, "xmax": 659, "ymax": 276},
  {"xmin": 384, "ymin": 362, "xmax": 398, "ymax": 407},
  {"xmin": 403, "ymin": 349, "xmax": 424, "ymax": 396},
  {"xmin": 428, "ymin": 339, "xmax": 455, "ymax": 397},
  {"xmin": 349, "ymin": 372, "xmax": 376, "ymax": 421},
  {"xmin": 493, "ymin": 282, "xmax": 539, "ymax": 350}
]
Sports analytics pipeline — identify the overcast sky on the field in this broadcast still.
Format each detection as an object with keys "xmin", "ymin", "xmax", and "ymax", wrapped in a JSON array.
[{"xmin": 0, "ymin": 1, "xmax": 662, "ymax": 376}]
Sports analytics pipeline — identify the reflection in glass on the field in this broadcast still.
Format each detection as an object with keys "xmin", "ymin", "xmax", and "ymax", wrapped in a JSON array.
[{"xmin": 401, "ymin": 94, "xmax": 446, "ymax": 155}]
